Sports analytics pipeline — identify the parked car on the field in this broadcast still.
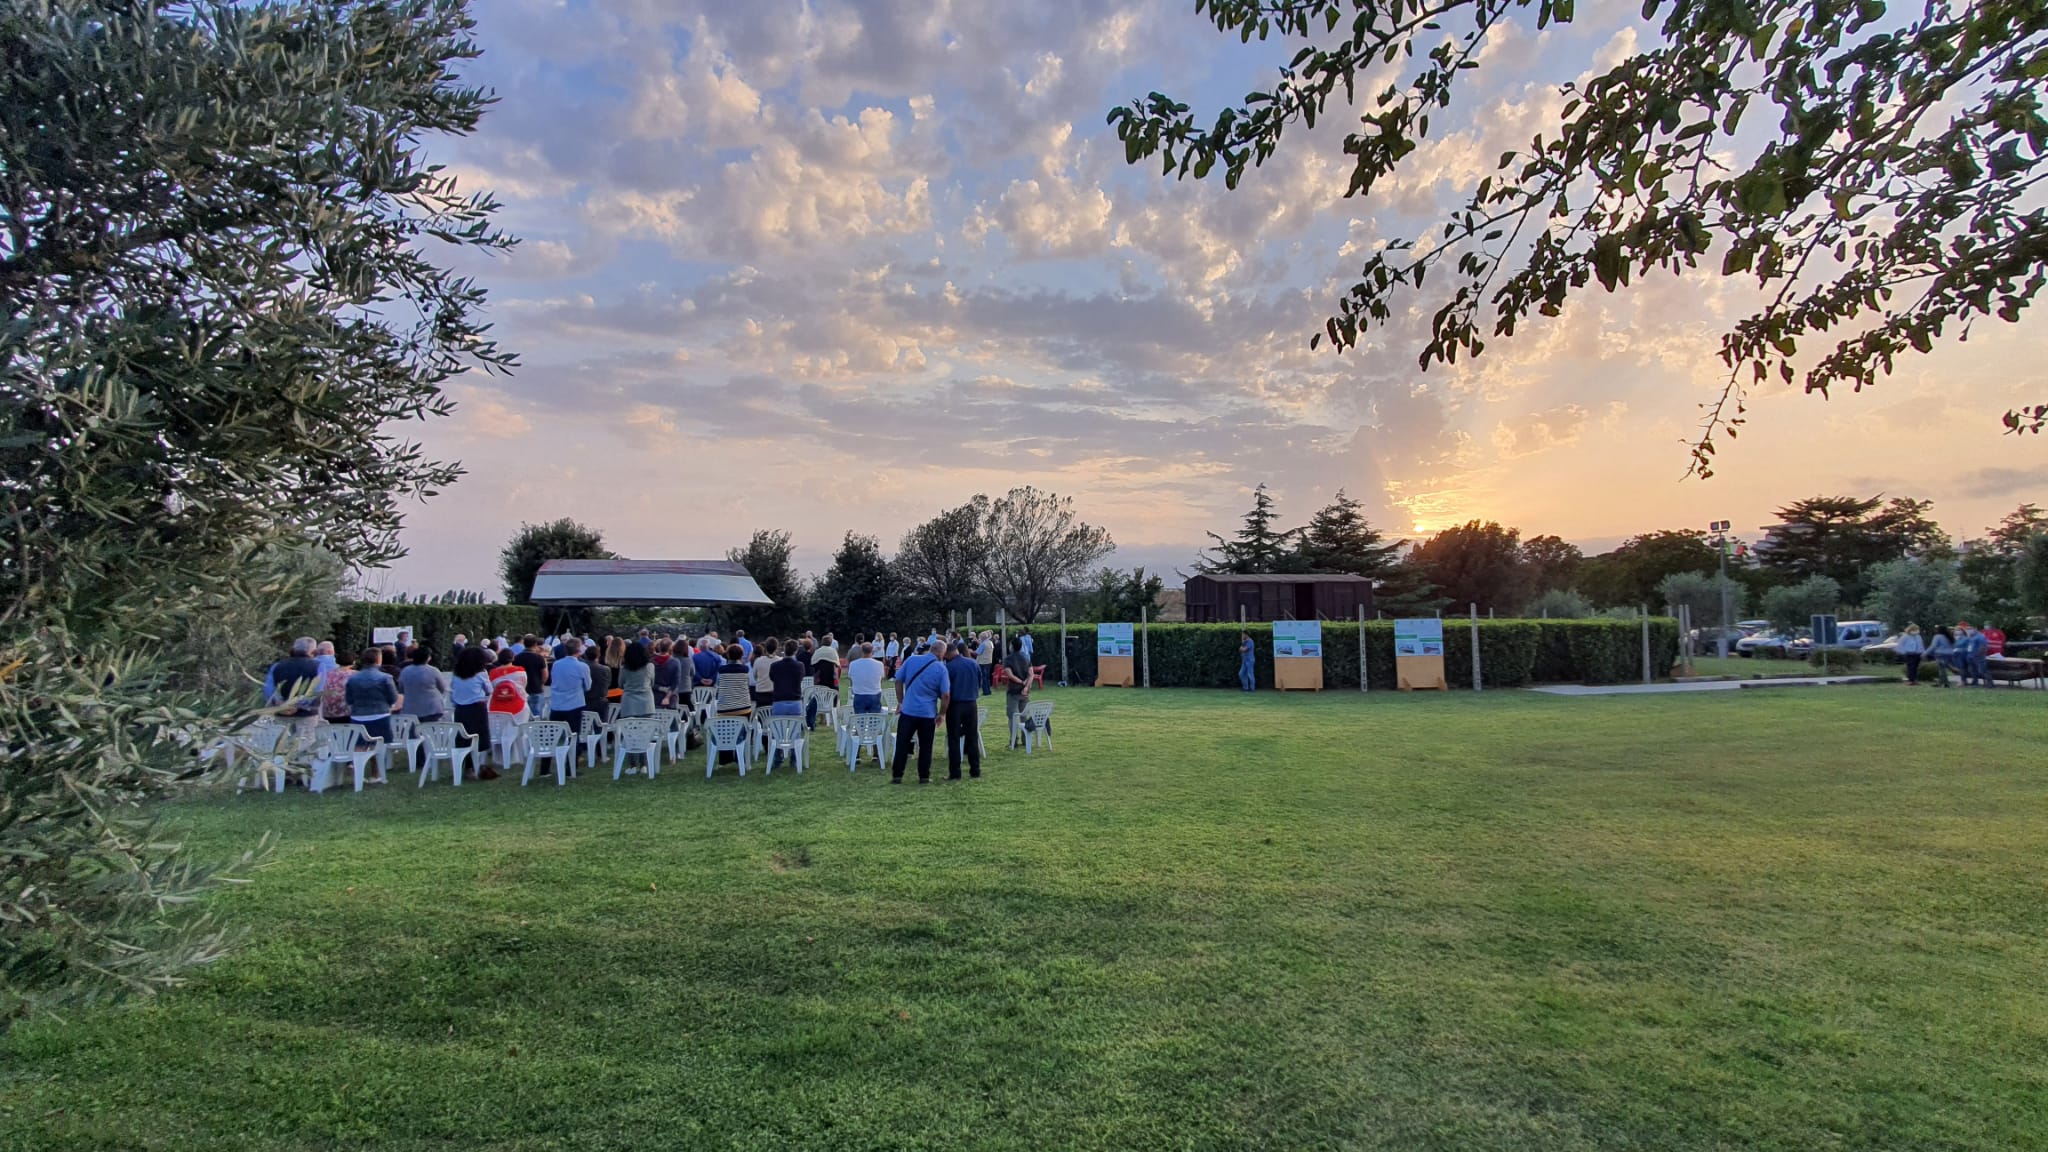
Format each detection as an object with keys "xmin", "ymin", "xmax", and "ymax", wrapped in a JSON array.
[
  {"xmin": 1737, "ymin": 630, "xmax": 1800, "ymax": 658},
  {"xmin": 1794, "ymin": 620, "xmax": 1888, "ymax": 653}
]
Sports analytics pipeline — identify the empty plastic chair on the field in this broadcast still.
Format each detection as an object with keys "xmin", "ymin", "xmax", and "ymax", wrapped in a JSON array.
[
  {"xmin": 310, "ymin": 723, "xmax": 387, "ymax": 793},
  {"xmin": 612, "ymin": 718, "xmax": 665, "ymax": 781},
  {"xmin": 386, "ymin": 714, "xmax": 426, "ymax": 774},
  {"xmin": 577, "ymin": 709, "xmax": 610, "ymax": 770},
  {"xmin": 521, "ymin": 720, "xmax": 576, "ymax": 787},
  {"xmin": 845, "ymin": 712, "xmax": 889, "ymax": 772},
  {"xmin": 416, "ymin": 721, "xmax": 478, "ymax": 787},
  {"xmin": 1016, "ymin": 700, "xmax": 1055, "ymax": 755},
  {"xmin": 651, "ymin": 708, "xmax": 686, "ymax": 762},
  {"xmin": 762, "ymin": 715, "xmax": 808, "ymax": 775},
  {"xmin": 235, "ymin": 722, "xmax": 291, "ymax": 793},
  {"xmin": 704, "ymin": 716, "xmax": 752, "ymax": 778}
]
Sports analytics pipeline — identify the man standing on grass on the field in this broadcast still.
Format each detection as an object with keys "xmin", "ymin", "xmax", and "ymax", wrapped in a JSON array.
[
  {"xmin": 890, "ymin": 640, "xmax": 951, "ymax": 784},
  {"xmin": 1001, "ymin": 634, "xmax": 1031, "ymax": 738},
  {"xmin": 944, "ymin": 641, "xmax": 983, "ymax": 780},
  {"xmin": 1238, "ymin": 631, "xmax": 1256, "ymax": 692}
]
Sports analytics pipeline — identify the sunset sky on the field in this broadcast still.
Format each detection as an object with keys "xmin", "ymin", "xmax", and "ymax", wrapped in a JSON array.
[{"xmin": 379, "ymin": 0, "xmax": 2048, "ymax": 596}]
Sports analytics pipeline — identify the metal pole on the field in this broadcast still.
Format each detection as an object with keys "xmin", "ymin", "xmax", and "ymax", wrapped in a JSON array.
[
  {"xmin": 1470, "ymin": 603, "xmax": 1482, "ymax": 691},
  {"xmin": 1141, "ymin": 606, "xmax": 1151, "ymax": 688},
  {"xmin": 999, "ymin": 607, "xmax": 1007, "ymax": 655},
  {"xmin": 1716, "ymin": 528, "xmax": 1733, "ymax": 659},
  {"xmin": 1641, "ymin": 605, "xmax": 1653, "ymax": 684},
  {"xmin": 1059, "ymin": 606, "xmax": 1068, "ymax": 687},
  {"xmin": 967, "ymin": 609, "xmax": 973, "ymax": 631},
  {"xmin": 1358, "ymin": 604, "xmax": 1368, "ymax": 693}
]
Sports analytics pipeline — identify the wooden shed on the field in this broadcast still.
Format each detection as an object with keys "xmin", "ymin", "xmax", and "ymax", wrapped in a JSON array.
[{"xmin": 1182, "ymin": 574, "xmax": 1375, "ymax": 623}]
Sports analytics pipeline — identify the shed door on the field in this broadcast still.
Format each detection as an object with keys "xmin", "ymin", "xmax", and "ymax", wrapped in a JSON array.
[{"xmin": 1234, "ymin": 584, "xmax": 1262, "ymax": 621}]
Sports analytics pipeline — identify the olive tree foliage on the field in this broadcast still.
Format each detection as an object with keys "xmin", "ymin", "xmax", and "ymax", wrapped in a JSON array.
[
  {"xmin": 1111, "ymin": 0, "xmax": 2048, "ymax": 469},
  {"xmin": 0, "ymin": 1, "xmax": 512, "ymax": 1029},
  {"xmin": 1759, "ymin": 574, "xmax": 1844, "ymax": 631},
  {"xmin": 976, "ymin": 488, "xmax": 1115, "ymax": 625},
  {"xmin": 1862, "ymin": 557, "xmax": 1975, "ymax": 630}
]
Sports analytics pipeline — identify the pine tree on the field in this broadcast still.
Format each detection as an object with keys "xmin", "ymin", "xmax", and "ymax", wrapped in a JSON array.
[
  {"xmin": 1202, "ymin": 485, "xmax": 1301, "ymax": 573},
  {"xmin": 1294, "ymin": 490, "xmax": 1403, "ymax": 577}
]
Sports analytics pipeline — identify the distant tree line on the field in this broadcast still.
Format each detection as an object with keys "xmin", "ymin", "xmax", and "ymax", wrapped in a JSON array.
[
  {"xmin": 1201, "ymin": 490, "xmax": 2048, "ymax": 634},
  {"xmin": 497, "ymin": 488, "xmax": 1123, "ymax": 638}
]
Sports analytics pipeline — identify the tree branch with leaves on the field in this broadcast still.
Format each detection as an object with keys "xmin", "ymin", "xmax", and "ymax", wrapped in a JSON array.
[{"xmin": 1111, "ymin": 0, "xmax": 2048, "ymax": 471}]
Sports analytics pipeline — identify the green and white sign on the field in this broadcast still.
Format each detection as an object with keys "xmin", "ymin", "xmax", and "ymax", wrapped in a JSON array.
[
  {"xmin": 1273, "ymin": 620, "xmax": 1323, "ymax": 659},
  {"xmin": 1394, "ymin": 619, "xmax": 1444, "ymax": 657},
  {"xmin": 1097, "ymin": 622, "xmax": 1135, "ymax": 658}
]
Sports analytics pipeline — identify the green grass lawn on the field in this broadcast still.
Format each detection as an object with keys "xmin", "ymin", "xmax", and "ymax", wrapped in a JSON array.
[{"xmin": 5, "ymin": 687, "xmax": 2047, "ymax": 1151}]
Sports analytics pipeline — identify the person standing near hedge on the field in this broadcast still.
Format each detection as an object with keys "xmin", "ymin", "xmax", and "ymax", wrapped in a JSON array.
[
  {"xmin": 1927, "ymin": 626, "xmax": 1956, "ymax": 687},
  {"xmin": 1238, "ymin": 631, "xmax": 1256, "ymax": 693}
]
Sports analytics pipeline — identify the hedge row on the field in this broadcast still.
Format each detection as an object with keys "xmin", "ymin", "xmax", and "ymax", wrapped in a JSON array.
[
  {"xmin": 1010, "ymin": 619, "xmax": 1680, "ymax": 689},
  {"xmin": 330, "ymin": 602, "xmax": 543, "ymax": 664},
  {"xmin": 325, "ymin": 607, "xmax": 1678, "ymax": 687}
]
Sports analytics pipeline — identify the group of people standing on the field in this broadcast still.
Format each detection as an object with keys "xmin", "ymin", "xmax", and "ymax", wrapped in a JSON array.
[
  {"xmin": 263, "ymin": 624, "xmax": 1039, "ymax": 785},
  {"xmin": 1891, "ymin": 621, "xmax": 2005, "ymax": 686}
]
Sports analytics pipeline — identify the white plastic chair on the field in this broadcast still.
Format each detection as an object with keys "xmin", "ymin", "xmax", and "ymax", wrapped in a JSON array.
[
  {"xmin": 689, "ymin": 686, "xmax": 716, "ymax": 726},
  {"xmin": 762, "ymin": 715, "xmax": 808, "ymax": 775},
  {"xmin": 235, "ymin": 722, "xmax": 291, "ymax": 793},
  {"xmin": 489, "ymin": 712, "xmax": 527, "ymax": 767},
  {"xmin": 845, "ymin": 712, "xmax": 889, "ymax": 772},
  {"xmin": 387, "ymin": 714, "xmax": 426, "ymax": 774},
  {"xmin": 976, "ymin": 705, "xmax": 988, "ymax": 761},
  {"xmin": 1014, "ymin": 700, "xmax": 1055, "ymax": 754},
  {"xmin": 310, "ymin": 723, "xmax": 388, "ymax": 793},
  {"xmin": 704, "ymin": 716, "xmax": 753, "ymax": 778},
  {"xmin": 578, "ymin": 709, "xmax": 610, "ymax": 769},
  {"xmin": 612, "ymin": 717, "xmax": 665, "ymax": 780},
  {"xmin": 829, "ymin": 704, "xmax": 855, "ymax": 757},
  {"xmin": 652, "ymin": 708, "xmax": 686, "ymax": 762},
  {"xmin": 416, "ymin": 721, "xmax": 478, "ymax": 787},
  {"xmin": 521, "ymin": 720, "xmax": 576, "ymax": 787}
]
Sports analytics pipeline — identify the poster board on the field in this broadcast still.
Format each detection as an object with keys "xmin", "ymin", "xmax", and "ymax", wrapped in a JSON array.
[
  {"xmin": 1095, "ymin": 623, "xmax": 1135, "ymax": 687},
  {"xmin": 1394, "ymin": 619, "xmax": 1447, "ymax": 690},
  {"xmin": 1272, "ymin": 620, "xmax": 1324, "ymax": 691},
  {"xmin": 372, "ymin": 626, "xmax": 416, "ymax": 647}
]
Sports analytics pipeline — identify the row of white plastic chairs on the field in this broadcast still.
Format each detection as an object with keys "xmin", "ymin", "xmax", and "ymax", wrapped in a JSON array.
[{"xmin": 232, "ymin": 687, "xmax": 1055, "ymax": 793}]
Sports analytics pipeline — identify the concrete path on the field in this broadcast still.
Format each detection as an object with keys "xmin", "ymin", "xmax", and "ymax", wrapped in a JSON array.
[{"xmin": 1528, "ymin": 676, "xmax": 1889, "ymax": 697}]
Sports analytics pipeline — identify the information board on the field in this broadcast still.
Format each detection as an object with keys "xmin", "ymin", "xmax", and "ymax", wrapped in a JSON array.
[
  {"xmin": 1394, "ymin": 618, "xmax": 1447, "ymax": 691},
  {"xmin": 372, "ymin": 626, "xmax": 416, "ymax": 646},
  {"xmin": 1096, "ymin": 623, "xmax": 1135, "ymax": 657},
  {"xmin": 1272, "ymin": 620, "xmax": 1324, "ymax": 690},
  {"xmin": 1394, "ymin": 619, "xmax": 1444, "ymax": 657},
  {"xmin": 1273, "ymin": 620, "xmax": 1323, "ymax": 658},
  {"xmin": 1094, "ymin": 622, "xmax": 1136, "ymax": 687}
]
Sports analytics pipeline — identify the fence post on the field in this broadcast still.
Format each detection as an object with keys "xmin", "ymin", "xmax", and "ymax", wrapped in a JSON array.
[
  {"xmin": 1470, "ymin": 603, "xmax": 1482, "ymax": 691},
  {"xmin": 1358, "ymin": 604, "xmax": 1368, "ymax": 693},
  {"xmin": 1641, "ymin": 605, "xmax": 1653, "ymax": 684},
  {"xmin": 1141, "ymin": 606, "xmax": 1151, "ymax": 688},
  {"xmin": 1060, "ymin": 606, "xmax": 1069, "ymax": 688}
]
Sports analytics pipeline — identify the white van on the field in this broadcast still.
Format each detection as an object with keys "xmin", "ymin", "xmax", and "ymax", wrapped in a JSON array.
[{"xmin": 1809, "ymin": 620, "xmax": 1888, "ymax": 651}]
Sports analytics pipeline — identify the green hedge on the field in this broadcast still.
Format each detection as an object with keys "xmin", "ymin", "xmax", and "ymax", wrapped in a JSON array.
[
  {"xmin": 1007, "ymin": 618, "xmax": 1677, "ymax": 689},
  {"xmin": 331, "ymin": 602, "xmax": 544, "ymax": 663}
]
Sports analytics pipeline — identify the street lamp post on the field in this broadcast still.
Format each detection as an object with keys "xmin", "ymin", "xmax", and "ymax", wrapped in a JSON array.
[{"xmin": 1712, "ymin": 519, "xmax": 1734, "ymax": 659}]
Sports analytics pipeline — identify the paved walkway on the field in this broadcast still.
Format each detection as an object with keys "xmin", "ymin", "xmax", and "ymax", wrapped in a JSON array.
[{"xmin": 1529, "ymin": 676, "xmax": 1890, "ymax": 697}]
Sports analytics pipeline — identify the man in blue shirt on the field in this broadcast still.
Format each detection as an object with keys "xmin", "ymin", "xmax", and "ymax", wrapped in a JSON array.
[
  {"xmin": 943, "ymin": 641, "xmax": 983, "ymax": 779},
  {"xmin": 890, "ymin": 643, "xmax": 953, "ymax": 783},
  {"xmin": 736, "ymin": 629, "xmax": 754, "ymax": 662},
  {"xmin": 690, "ymin": 639, "xmax": 723, "ymax": 687},
  {"xmin": 1019, "ymin": 631, "xmax": 1033, "ymax": 662}
]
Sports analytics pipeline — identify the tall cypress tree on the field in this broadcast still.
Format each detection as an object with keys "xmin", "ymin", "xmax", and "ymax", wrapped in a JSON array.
[{"xmin": 1202, "ymin": 484, "xmax": 1301, "ymax": 573}]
